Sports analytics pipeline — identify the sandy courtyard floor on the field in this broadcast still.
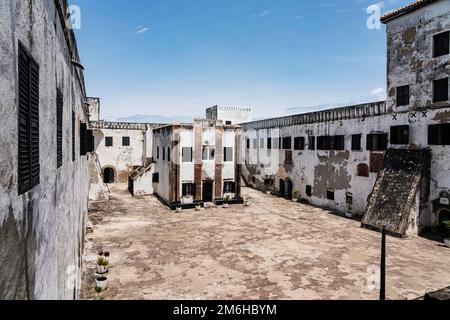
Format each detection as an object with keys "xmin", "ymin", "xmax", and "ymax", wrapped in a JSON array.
[{"xmin": 80, "ymin": 184, "xmax": 450, "ymax": 300}]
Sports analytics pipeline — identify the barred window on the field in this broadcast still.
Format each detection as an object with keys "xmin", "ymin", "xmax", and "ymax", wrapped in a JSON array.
[
  {"xmin": 352, "ymin": 134, "xmax": 362, "ymax": 151},
  {"xmin": 433, "ymin": 78, "xmax": 448, "ymax": 103},
  {"xmin": 390, "ymin": 125, "xmax": 409, "ymax": 145},
  {"xmin": 433, "ymin": 31, "xmax": 449, "ymax": 58},
  {"xmin": 56, "ymin": 89, "xmax": 63, "ymax": 168},
  {"xmin": 294, "ymin": 137, "xmax": 305, "ymax": 150},
  {"xmin": 396, "ymin": 85, "xmax": 410, "ymax": 106},
  {"xmin": 105, "ymin": 137, "xmax": 113, "ymax": 147},
  {"xmin": 122, "ymin": 137, "xmax": 130, "ymax": 146}
]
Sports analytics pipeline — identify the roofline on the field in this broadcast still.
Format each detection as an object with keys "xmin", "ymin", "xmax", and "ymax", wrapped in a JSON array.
[{"xmin": 381, "ymin": 0, "xmax": 438, "ymax": 24}]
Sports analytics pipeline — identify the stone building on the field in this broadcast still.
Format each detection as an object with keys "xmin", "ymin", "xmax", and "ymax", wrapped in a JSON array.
[
  {"xmin": 241, "ymin": 0, "xmax": 450, "ymax": 237},
  {"xmin": 0, "ymin": 0, "xmax": 92, "ymax": 299},
  {"xmin": 152, "ymin": 119, "xmax": 242, "ymax": 208},
  {"xmin": 206, "ymin": 105, "xmax": 252, "ymax": 125}
]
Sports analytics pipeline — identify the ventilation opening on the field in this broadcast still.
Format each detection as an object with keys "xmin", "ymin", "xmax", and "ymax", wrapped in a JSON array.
[{"xmin": 327, "ymin": 190, "xmax": 335, "ymax": 201}]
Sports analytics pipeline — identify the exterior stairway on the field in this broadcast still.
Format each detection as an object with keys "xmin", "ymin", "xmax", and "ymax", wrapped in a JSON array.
[
  {"xmin": 361, "ymin": 149, "xmax": 431, "ymax": 238},
  {"xmin": 128, "ymin": 162, "xmax": 155, "ymax": 196}
]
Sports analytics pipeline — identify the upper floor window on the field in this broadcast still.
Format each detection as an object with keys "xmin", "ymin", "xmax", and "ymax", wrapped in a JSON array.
[
  {"xmin": 367, "ymin": 133, "xmax": 388, "ymax": 151},
  {"xmin": 433, "ymin": 78, "xmax": 448, "ymax": 103},
  {"xmin": 308, "ymin": 136, "xmax": 316, "ymax": 150},
  {"xmin": 167, "ymin": 147, "xmax": 171, "ymax": 162},
  {"xmin": 56, "ymin": 89, "xmax": 63, "ymax": 169},
  {"xmin": 267, "ymin": 137, "xmax": 272, "ymax": 150},
  {"xmin": 157, "ymin": 146, "xmax": 160, "ymax": 159},
  {"xmin": 333, "ymin": 135, "xmax": 345, "ymax": 151},
  {"xmin": 105, "ymin": 137, "xmax": 113, "ymax": 147},
  {"xmin": 182, "ymin": 147, "xmax": 193, "ymax": 162},
  {"xmin": 163, "ymin": 147, "xmax": 166, "ymax": 161},
  {"xmin": 396, "ymin": 85, "xmax": 410, "ymax": 106},
  {"xmin": 428, "ymin": 124, "xmax": 450, "ymax": 145},
  {"xmin": 224, "ymin": 147, "xmax": 233, "ymax": 162},
  {"xmin": 202, "ymin": 146, "xmax": 215, "ymax": 160},
  {"xmin": 260, "ymin": 138, "xmax": 265, "ymax": 149},
  {"xmin": 294, "ymin": 137, "xmax": 305, "ymax": 150},
  {"xmin": 390, "ymin": 125, "xmax": 409, "ymax": 145},
  {"xmin": 282, "ymin": 137, "xmax": 292, "ymax": 150},
  {"xmin": 433, "ymin": 31, "xmax": 449, "ymax": 58},
  {"xmin": 246, "ymin": 139, "xmax": 250, "ymax": 149},
  {"xmin": 352, "ymin": 134, "xmax": 362, "ymax": 151},
  {"xmin": 122, "ymin": 137, "xmax": 130, "ymax": 146}
]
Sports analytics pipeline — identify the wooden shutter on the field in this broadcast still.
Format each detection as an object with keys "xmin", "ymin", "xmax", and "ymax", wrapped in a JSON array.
[
  {"xmin": 29, "ymin": 59, "xmax": 40, "ymax": 187},
  {"xmin": 72, "ymin": 112, "xmax": 76, "ymax": 161},
  {"xmin": 56, "ymin": 89, "xmax": 63, "ymax": 168},
  {"xmin": 428, "ymin": 125, "xmax": 437, "ymax": 145},
  {"xmin": 87, "ymin": 129, "xmax": 94, "ymax": 152},
  {"xmin": 80, "ymin": 122, "xmax": 87, "ymax": 156},
  {"xmin": 366, "ymin": 134, "xmax": 374, "ymax": 151},
  {"xmin": 18, "ymin": 45, "xmax": 31, "ymax": 194},
  {"xmin": 182, "ymin": 184, "xmax": 187, "ymax": 196}
]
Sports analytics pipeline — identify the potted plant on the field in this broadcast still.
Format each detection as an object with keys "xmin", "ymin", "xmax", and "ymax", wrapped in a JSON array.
[
  {"xmin": 96, "ymin": 256, "xmax": 109, "ymax": 274},
  {"xmin": 94, "ymin": 286, "xmax": 103, "ymax": 301},
  {"xmin": 176, "ymin": 206, "xmax": 183, "ymax": 213},
  {"xmin": 244, "ymin": 197, "xmax": 250, "ymax": 207},
  {"xmin": 443, "ymin": 220, "xmax": 450, "ymax": 248},
  {"xmin": 292, "ymin": 190, "xmax": 300, "ymax": 202},
  {"xmin": 195, "ymin": 196, "xmax": 202, "ymax": 211},
  {"xmin": 95, "ymin": 276, "xmax": 108, "ymax": 291},
  {"xmin": 223, "ymin": 195, "xmax": 231, "ymax": 209}
]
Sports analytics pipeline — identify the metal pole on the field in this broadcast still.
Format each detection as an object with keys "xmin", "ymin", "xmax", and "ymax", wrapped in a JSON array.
[{"xmin": 380, "ymin": 226, "xmax": 386, "ymax": 301}]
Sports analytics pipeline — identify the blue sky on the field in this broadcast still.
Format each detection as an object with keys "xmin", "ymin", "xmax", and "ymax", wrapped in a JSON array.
[{"xmin": 70, "ymin": 0, "xmax": 411, "ymax": 122}]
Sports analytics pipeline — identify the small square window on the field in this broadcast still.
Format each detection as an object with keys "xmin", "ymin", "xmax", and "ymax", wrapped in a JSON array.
[
  {"xmin": 152, "ymin": 173, "xmax": 159, "ymax": 183},
  {"xmin": 433, "ymin": 78, "xmax": 448, "ymax": 103},
  {"xmin": 294, "ymin": 137, "xmax": 305, "ymax": 150},
  {"xmin": 396, "ymin": 85, "xmax": 410, "ymax": 106},
  {"xmin": 122, "ymin": 137, "xmax": 130, "ymax": 146},
  {"xmin": 390, "ymin": 125, "xmax": 409, "ymax": 145},
  {"xmin": 367, "ymin": 133, "xmax": 388, "ymax": 151},
  {"xmin": 428, "ymin": 124, "xmax": 450, "ymax": 145},
  {"xmin": 105, "ymin": 137, "xmax": 113, "ymax": 147},
  {"xmin": 282, "ymin": 137, "xmax": 292, "ymax": 150},
  {"xmin": 223, "ymin": 181, "xmax": 236, "ymax": 194},
  {"xmin": 327, "ymin": 190, "xmax": 335, "ymax": 201},
  {"xmin": 433, "ymin": 31, "xmax": 449, "ymax": 58},
  {"xmin": 332, "ymin": 136, "xmax": 345, "ymax": 151}
]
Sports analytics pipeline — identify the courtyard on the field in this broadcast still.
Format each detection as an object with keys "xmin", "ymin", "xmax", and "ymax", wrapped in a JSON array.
[{"xmin": 80, "ymin": 184, "xmax": 450, "ymax": 300}]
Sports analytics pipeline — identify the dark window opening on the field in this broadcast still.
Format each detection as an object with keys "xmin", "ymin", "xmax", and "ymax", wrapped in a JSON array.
[
  {"xmin": 224, "ymin": 147, "xmax": 233, "ymax": 162},
  {"xmin": 56, "ymin": 89, "xmax": 63, "ymax": 168},
  {"xmin": 80, "ymin": 122, "xmax": 87, "ymax": 156},
  {"xmin": 122, "ymin": 137, "xmax": 130, "ymax": 146},
  {"xmin": 223, "ymin": 181, "xmax": 236, "ymax": 194},
  {"xmin": 267, "ymin": 138, "xmax": 272, "ymax": 150},
  {"xmin": 163, "ymin": 147, "xmax": 166, "ymax": 161},
  {"xmin": 87, "ymin": 129, "xmax": 94, "ymax": 153},
  {"xmin": 18, "ymin": 43, "xmax": 40, "ymax": 194},
  {"xmin": 182, "ymin": 183, "xmax": 196, "ymax": 197},
  {"xmin": 306, "ymin": 185, "xmax": 312, "ymax": 197},
  {"xmin": 434, "ymin": 31, "xmax": 449, "ymax": 58},
  {"xmin": 246, "ymin": 139, "xmax": 250, "ymax": 149},
  {"xmin": 428, "ymin": 123, "xmax": 450, "ymax": 145},
  {"xmin": 396, "ymin": 85, "xmax": 410, "ymax": 106},
  {"xmin": 285, "ymin": 150, "xmax": 293, "ymax": 165},
  {"xmin": 282, "ymin": 137, "xmax": 292, "ymax": 150},
  {"xmin": 168, "ymin": 147, "xmax": 171, "ymax": 162},
  {"xmin": 367, "ymin": 133, "xmax": 388, "ymax": 151},
  {"xmin": 103, "ymin": 168, "xmax": 115, "ymax": 184},
  {"xmin": 153, "ymin": 173, "xmax": 160, "ymax": 183},
  {"xmin": 308, "ymin": 136, "xmax": 316, "ymax": 150},
  {"xmin": 225, "ymin": 121, "xmax": 232, "ymax": 125},
  {"xmin": 327, "ymin": 190, "xmax": 335, "ymax": 201},
  {"xmin": 352, "ymin": 134, "xmax": 362, "ymax": 151},
  {"xmin": 157, "ymin": 146, "xmax": 160, "ymax": 159},
  {"xmin": 332, "ymin": 135, "xmax": 345, "ymax": 151},
  {"xmin": 390, "ymin": 125, "xmax": 409, "ymax": 145},
  {"xmin": 72, "ymin": 112, "xmax": 76, "ymax": 161},
  {"xmin": 317, "ymin": 136, "xmax": 331, "ymax": 150},
  {"xmin": 433, "ymin": 78, "xmax": 448, "ymax": 103},
  {"xmin": 105, "ymin": 136, "xmax": 113, "ymax": 147},
  {"xmin": 182, "ymin": 147, "xmax": 193, "ymax": 162},
  {"xmin": 294, "ymin": 137, "xmax": 305, "ymax": 150}
]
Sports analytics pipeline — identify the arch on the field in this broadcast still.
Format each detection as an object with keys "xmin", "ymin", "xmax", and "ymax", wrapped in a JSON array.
[
  {"xmin": 285, "ymin": 179, "xmax": 293, "ymax": 200},
  {"xmin": 103, "ymin": 167, "xmax": 115, "ymax": 184}
]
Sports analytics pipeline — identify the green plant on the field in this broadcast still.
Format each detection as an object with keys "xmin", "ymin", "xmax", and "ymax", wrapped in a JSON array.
[
  {"xmin": 94, "ymin": 286, "xmax": 103, "ymax": 300},
  {"xmin": 443, "ymin": 220, "xmax": 450, "ymax": 236},
  {"xmin": 97, "ymin": 257, "xmax": 109, "ymax": 267},
  {"xmin": 224, "ymin": 195, "xmax": 231, "ymax": 203}
]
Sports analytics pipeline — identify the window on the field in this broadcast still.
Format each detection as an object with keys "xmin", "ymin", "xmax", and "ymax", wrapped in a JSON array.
[
  {"xmin": 253, "ymin": 139, "xmax": 258, "ymax": 149},
  {"xmin": 72, "ymin": 112, "xmax": 76, "ymax": 161},
  {"xmin": 357, "ymin": 163, "xmax": 370, "ymax": 177},
  {"xmin": 152, "ymin": 173, "xmax": 159, "ymax": 183},
  {"xmin": 182, "ymin": 147, "xmax": 193, "ymax": 162},
  {"xmin": 202, "ymin": 146, "xmax": 215, "ymax": 160},
  {"xmin": 294, "ymin": 137, "xmax": 305, "ymax": 150},
  {"xmin": 225, "ymin": 121, "xmax": 232, "ymax": 125},
  {"xmin": 56, "ymin": 89, "xmax": 63, "ymax": 168},
  {"xmin": 163, "ymin": 147, "xmax": 165, "ymax": 161},
  {"xmin": 105, "ymin": 137, "xmax": 113, "ymax": 147},
  {"xmin": 157, "ymin": 146, "xmax": 160, "ymax": 159},
  {"xmin": 18, "ymin": 43, "xmax": 40, "ymax": 194},
  {"xmin": 80, "ymin": 122, "xmax": 87, "ymax": 156},
  {"xmin": 308, "ymin": 136, "xmax": 316, "ymax": 150},
  {"xmin": 433, "ymin": 78, "xmax": 448, "ymax": 103},
  {"xmin": 168, "ymin": 147, "xmax": 171, "ymax": 162},
  {"xmin": 122, "ymin": 137, "xmax": 130, "ymax": 146},
  {"xmin": 267, "ymin": 138, "xmax": 272, "ymax": 150},
  {"xmin": 306, "ymin": 185, "xmax": 312, "ymax": 197},
  {"xmin": 352, "ymin": 134, "xmax": 362, "ymax": 151},
  {"xmin": 367, "ymin": 133, "xmax": 388, "ymax": 151},
  {"xmin": 317, "ymin": 136, "xmax": 331, "ymax": 150},
  {"xmin": 332, "ymin": 136, "xmax": 345, "ymax": 151},
  {"xmin": 246, "ymin": 139, "xmax": 250, "ymax": 149},
  {"xmin": 260, "ymin": 138, "xmax": 265, "ymax": 149},
  {"xmin": 285, "ymin": 150, "xmax": 293, "ymax": 165},
  {"xmin": 224, "ymin": 181, "xmax": 236, "ymax": 194},
  {"xmin": 396, "ymin": 85, "xmax": 410, "ymax": 106},
  {"xmin": 433, "ymin": 31, "xmax": 449, "ymax": 58},
  {"xmin": 390, "ymin": 125, "xmax": 409, "ymax": 145},
  {"xmin": 428, "ymin": 124, "xmax": 450, "ymax": 145},
  {"xmin": 224, "ymin": 147, "xmax": 233, "ymax": 162},
  {"xmin": 182, "ymin": 183, "xmax": 196, "ymax": 197},
  {"xmin": 282, "ymin": 137, "xmax": 292, "ymax": 150},
  {"xmin": 327, "ymin": 190, "xmax": 335, "ymax": 201},
  {"xmin": 87, "ymin": 129, "xmax": 94, "ymax": 153}
]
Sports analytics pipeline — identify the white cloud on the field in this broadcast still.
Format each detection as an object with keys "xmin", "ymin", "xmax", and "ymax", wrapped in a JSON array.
[
  {"xmin": 253, "ymin": 10, "xmax": 271, "ymax": 17},
  {"xmin": 136, "ymin": 26, "xmax": 149, "ymax": 34},
  {"xmin": 371, "ymin": 87, "xmax": 386, "ymax": 100}
]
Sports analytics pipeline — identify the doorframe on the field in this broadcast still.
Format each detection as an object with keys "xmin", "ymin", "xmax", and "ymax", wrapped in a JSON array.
[{"xmin": 202, "ymin": 180, "xmax": 214, "ymax": 202}]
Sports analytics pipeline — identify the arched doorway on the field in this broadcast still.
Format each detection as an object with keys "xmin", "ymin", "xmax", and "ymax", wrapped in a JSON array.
[
  {"xmin": 103, "ymin": 167, "xmax": 115, "ymax": 184},
  {"xmin": 279, "ymin": 179, "xmax": 285, "ymax": 198},
  {"xmin": 438, "ymin": 209, "xmax": 450, "ymax": 235},
  {"xmin": 285, "ymin": 179, "xmax": 293, "ymax": 200}
]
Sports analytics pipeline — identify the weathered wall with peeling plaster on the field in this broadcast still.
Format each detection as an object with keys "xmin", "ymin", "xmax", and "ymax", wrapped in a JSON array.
[{"xmin": 0, "ymin": 0, "xmax": 89, "ymax": 299}]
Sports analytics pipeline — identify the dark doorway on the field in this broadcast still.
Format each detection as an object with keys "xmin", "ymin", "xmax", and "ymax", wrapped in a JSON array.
[
  {"xmin": 279, "ymin": 179, "xmax": 285, "ymax": 198},
  {"xmin": 103, "ymin": 167, "xmax": 115, "ymax": 184},
  {"xmin": 285, "ymin": 180, "xmax": 293, "ymax": 200},
  {"xmin": 438, "ymin": 209, "xmax": 450, "ymax": 235},
  {"xmin": 202, "ymin": 181, "xmax": 214, "ymax": 202}
]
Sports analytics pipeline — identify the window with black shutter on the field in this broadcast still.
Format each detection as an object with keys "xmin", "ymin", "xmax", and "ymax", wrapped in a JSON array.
[
  {"xmin": 294, "ymin": 137, "xmax": 305, "ymax": 150},
  {"xmin": 352, "ymin": 134, "xmax": 362, "ymax": 151},
  {"xmin": 56, "ymin": 89, "xmax": 63, "ymax": 168},
  {"xmin": 152, "ymin": 173, "xmax": 160, "ymax": 183},
  {"xmin": 367, "ymin": 133, "xmax": 388, "ymax": 151},
  {"xmin": 433, "ymin": 31, "xmax": 449, "ymax": 58},
  {"xmin": 87, "ymin": 129, "xmax": 94, "ymax": 152},
  {"xmin": 168, "ymin": 147, "xmax": 171, "ymax": 162},
  {"xmin": 308, "ymin": 136, "xmax": 316, "ymax": 150},
  {"xmin": 157, "ymin": 146, "xmax": 160, "ymax": 159},
  {"xmin": 332, "ymin": 136, "xmax": 345, "ymax": 150},
  {"xmin": 18, "ymin": 43, "xmax": 40, "ymax": 195},
  {"xmin": 317, "ymin": 136, "xmax": 331, "ymax": 150},
  {"xmin": 396, "ymin": 85, "xmax": 410, "ymax": 106},
  {"xmin": 223, "ymin": 181, "xmax": 236, "ymax": 194},
  {"xmin": 163, "ymin": 147, "xmax": 166, "ymax": 161},
  {"xmin": 105, "ymin": 137, "xmax": 113, "ymax": 147},
  {"xmin": 72, "ymin": 112, "xmax": 76, "ymax": 161},
  {"xmin": 246, "ymin": 139, "xmax": 250, "ymax": 149},
  {"xmin": 122, "ymin": 137, "xmax": 130, "ymax": 146},
  {"xmin": 80, "ymin": 122, "xmax": 87, "ymax": 156},
  {"xmin": 327, "ymin": 190, "xmax": 335, "ymax": 201},
  {"xmin": 282, "ymin": 137, "xmax": 292, "ymax": 150},
  {"xmin": 267, "ymin": 137, "xmax": 272, "ymax": 150},
  {"xmin": 433, "ymin": 78, "xmax": 448, "ymax": 103},
  {"xmin": 182, "ymin": 183, "xmax": 196, "ymax": 196},
  {"xmin": 390, "ymin": 125, "xmax": 409, "ymax": 145},
  {"xmin": 428, "ymin": 124, "xmax": 450, "ymax": 145}
]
